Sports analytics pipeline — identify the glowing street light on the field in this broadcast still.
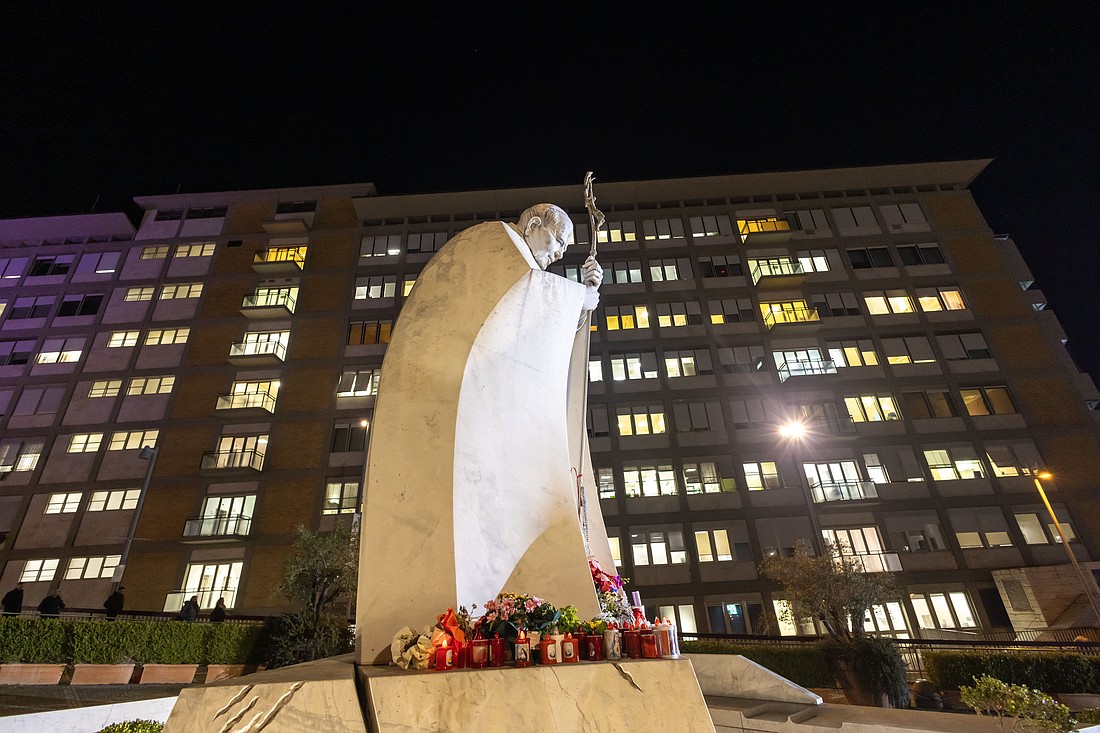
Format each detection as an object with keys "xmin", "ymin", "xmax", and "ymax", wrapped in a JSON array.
[
  {"xmin": 778, "ymin": 421, "xmax": 806, "ymax": 439},
  {"xmin": 1032, "ymin": 470, "xmax": 1100, "ymax": 625}
]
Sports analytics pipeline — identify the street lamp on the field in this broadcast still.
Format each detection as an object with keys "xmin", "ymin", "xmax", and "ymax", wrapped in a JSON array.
[
  {"xmin": 778, "ymin": 419, "xmax": 825, "ymax": 555},
  {"xmin": 1032, "ymin": 470, "xmax": 1100, "ymax": 625},
  {"xmin": 112, "ymin": 445, "xmax": 158, "ymax": 592}
]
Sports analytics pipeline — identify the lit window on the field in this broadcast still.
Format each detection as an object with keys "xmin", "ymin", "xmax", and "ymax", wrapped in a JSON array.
[
  {"xmin": 323, "ymin": 480, "xmax": 361, "ymax": 515},
  {"xmin": 844, "ymin": 394, "xmax": 900, "ymax": 422},
  {"xmin": 68, "ymin": 433, "xmax": 104, "ymax": 453},
  {"xmin": 658, "ymin": 301, "xmax": 704, "ymax": 327},
  {"xmin": 631, "ymin": 529, "xmax": 688, "ymax": 565},
  {"xmin": 743, "ymin": 461, "xmax": 781, "ymax": 490},
  {"xmin": 36, "ymin": 337, "xmax": 85, "ymax": 364},
  {"xmin": 588, "ymin": 360, "xmax": 603, "ymax": 382},
  {"xmin": 65, "ymin": 555, "xmax": 121, "ymax": 580},
  {"xmin": 88, "ymin": 489, "xmax": 141, "ymax": 511},
  {"xmin": 127, "ymin": 376, "xmax": 175, "ymax": 396},
  {"xmin": 649, "ymin": 258, "xmax": 691, "ymax": 281},
  {"xmin": 796, "ymin": 249, "xmax": 833, "ymax": 272},
  {"xmin": 881, "ymin": 337, "xmax": 936, "ymax": 365},
  {"xmin": 402, "ymin": 276, "xmax": 416, "ymax": 297},
  {"xmin": 145, "ymin": 327, "xmax": 190, "ymax": 345},
  {"xmin": 622, "ymin": 464, "xmax": 677, "ymax": 497},
  {"xmin": 347, "ymin": 320, "xmax": 392, "ymax": 345},
  {"xmin": 159, "ymin": 283, "xmax": 203, "ymax": 300},
  {"xmin": 108, "ymin": 429, "xmax": 159, "ymax": 451},
  {"xmin": 738, "ymin": 216, "xmax": 790, "ymax": 241},
  {"xmin": 354, "ymin": 276, "xmax": 398, "ymax": 299},
  {"xmin": 604, "ymin": 305, "xmax": 650, "ymax": 331},
  {"xmin": 962, "ymin": 387, "xmax": 1017, "ymax": 417},
  {"xmin": 864, "ymin": 290, "xmax": 915, "ymax": 315},
  {"xmin": 695, "ymin": 529, "xmax": 734, "ymax": 562},
  {"xmin": 243, "ymin": 287, "xmax": 297, "ymax": 311},
  {"xmin": 708, "ymin": 298, "xmax": 755, "ymax": 325},
  {"xmin": 360, "ymin": 235, "xmax": 402, "ymax": 257},
  {"xmin": 917, "ymin": 287, "xmax": 966, "ymax": 312},
  {"xmin": 683, "ymin": 461, "xmax": 734, "ymax": 494},
  {"xmin": 607, "ymin": 260, "xmax": 643, "ymax": 284},
  {"xmin": 949, "ymin": 507, "xmax": 1013, "ymax": 549},
  {"xmin": 923, "ymin": 446, "xmax": 985, "ymax": 481},
  {"xmin": 0, "ymin": 439, "xmax": 44, "ymax": 471},
  {"xmin": 596, "ymin": 467, "xmax": 615, "ymax": 499},
  {"xmin": 610, "ymin": 352, "xmax": 659, "ymax": 381},
  {"xmin": 124, "ymin": 286, "xmax": 155, "ymax": 301},
  {"xmin": 665, "ymin": 350, "xmax": 713, "ymax": 378},
  {"xmin": 20, "ymin": 559, "xmax": 59, "ymax": 583},
  {"xmin": 175, "ymin": 242, "xmax": 216, "ymax": 258},
  {"xmin": 140, "ymin": 246, "xmax": 169, "ymax": 259},
  {"xmin": 108, "ymin": 331, "xmax": 140, "ymax": 348},
  {"xmin": 597, "ymin": 220, "xmax": 637, "ymax": 244},
  {"xmin": 337, "ymin": 367, "xmax": 380, "ymax": 397},
  {"xmin": 173, "ymin": 561, "xmax": 243, "ymax": 610},
  {"xmin": 615, "ymin": 405, "xmax": 666, "ymax": 436},
  {"xmin": 45, "ymin": 492, "xmax": 82, "ymax": 514},
  {"xmin": 909, "ymin": 591, "xmax": 978, "ymax": 629}
]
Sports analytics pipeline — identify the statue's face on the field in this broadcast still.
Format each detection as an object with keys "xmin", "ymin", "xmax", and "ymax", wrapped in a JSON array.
[{"xmin": 526, "ymin": 219, "xmax": 571, "ymax": 270}]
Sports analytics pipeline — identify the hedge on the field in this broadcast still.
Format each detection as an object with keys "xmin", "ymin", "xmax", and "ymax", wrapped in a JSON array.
[
  {"xmin": 924, "ymin": 650, "xmax": 1100, "ymax": 694},
  {"xmin": 681, "ymin": 640, "xmax": 834, "ymax": 688},
  {"xmin": 0, "ymin": 617, "xmax": 263, "ymax": 665}
]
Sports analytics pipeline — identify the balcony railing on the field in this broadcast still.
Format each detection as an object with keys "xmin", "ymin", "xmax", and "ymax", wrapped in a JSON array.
[
  {"xmin": 802, "ymin": 415, "xmax": 858, "ymax": 435},
  {"xmin": 750, "ymin": 259, "xmax": 804, "ymax": 285},
  {"xmin": 241, "ymin": 290, "xmax": 297, "ymax": 315},
  {"xmin": 163, "ymin": 588, "xmax": 238, "ymax": 613},
  {"xmin": 776, "ymin": 359, "xmax": 837, "ymax": 382},
  {"xmin": 215, "ymin": 391, "xmax": 277, "ymax": 413},
  {"xmin": 200, "ymin": 449, "xmax": 265, "ymax": 472},
  {"xmin": 183, "ymin": 514, "xmax": 252, "ymax": 539},
  {"xmin": 228, "ymin": 340, "xmax": 287, "ymax": 362},
  {"xmin": 738, "ymin": 218, "xmax": 792, "ymax": 243},
  {"xmin": 253, "ymin": 248, "xmax": 306, "ymax": 269},
  {"xmin": 762, "ymin": 306, "xmax": 820, "ymax": 329},
  {"xmin": 810, "ymin": 479, "xmax": 879, "ymax": 503}
]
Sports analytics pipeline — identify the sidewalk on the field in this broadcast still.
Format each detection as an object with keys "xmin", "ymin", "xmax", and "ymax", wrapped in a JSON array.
[{"xmin": 0, "ymin": 684, "xmax": 187, "ymax": 717}]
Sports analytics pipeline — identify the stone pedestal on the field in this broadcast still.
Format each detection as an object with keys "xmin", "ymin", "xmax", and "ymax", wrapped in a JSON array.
[{"xmin": 163, "ymin": 654, "xmax": 716, "ymax": 732}]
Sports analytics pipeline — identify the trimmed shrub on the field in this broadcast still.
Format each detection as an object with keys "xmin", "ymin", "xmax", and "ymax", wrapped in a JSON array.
[
  {"xmin": 0, "ymin": 617, "xmax": 68, "ymax": 663},
  {"xmin": 264, "ymin": 612, "xmax": 353, "ymax": 669},
  {"xmin": 137, "ymin": 622, "xmax": 207, "ymax": 664},
  {"xmin": 94, "ymin": 721, "xmax": 164, "ymax": 733},
  {"xmin": 924, "ymin": 650, "xmax": 1099, "ymax": 694},
  {"xmin": 205, "ymin": 623, "xmax": 264, "ymax": 665},
  {"xmin": 71, "ymin": 620, "xmax": 149, "ymax": 664},
  {"xmin": 681, "ymin": 640, "xmax": 833, "ymax": 688}
]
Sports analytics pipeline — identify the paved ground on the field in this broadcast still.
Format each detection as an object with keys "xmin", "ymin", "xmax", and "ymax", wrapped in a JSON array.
[{"xmin": 0, "ymin": 684, "xmax": 188, "ymax": 717}]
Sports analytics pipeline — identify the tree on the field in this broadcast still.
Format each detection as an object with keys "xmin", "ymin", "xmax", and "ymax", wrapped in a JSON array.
[
  {"xmin": 761, "ymin": 541, "xmax": 896, "ymax": 642},
  {"xmin": 762, "ymin": 541, "xmax": 908, "ymax": 707},
  {"xmin": 267, "ymin": 524, "xmax": 357, "ymax": 667},
  {"xmin": 277, "ymin": 524, "xmax": 359, "ymax": 622}
]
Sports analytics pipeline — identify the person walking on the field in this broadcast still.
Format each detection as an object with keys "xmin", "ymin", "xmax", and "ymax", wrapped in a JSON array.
[
  {"xmin": 1, "ymin": 583, "xmax": 24, "ymax": 615},
  {"xmin": 177, "ymin": 595, "xmax": 199, "ymax": 622},
  {"xmin": 209, "ymin": 597, "xmax": 227, "ymax": 623},
  {"xmin": 37, "ymin": 590, "xmax": 64, "ymax": 618},
  {"xmin": 103, "ymin": 586, "xmax": 125, "ymax": 620}
]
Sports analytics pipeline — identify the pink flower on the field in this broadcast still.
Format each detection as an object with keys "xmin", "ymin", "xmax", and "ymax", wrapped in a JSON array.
[
  {"xmin": 525, "ymin": 599, "xmax": 537, "ymax": 613},
  {"xmin": 485, "ymin": 600, "xmax": 498, "ymax": 611},
  {"xmin": 485, "ymin": 611, "xmax": 498, "ymax": 623}
]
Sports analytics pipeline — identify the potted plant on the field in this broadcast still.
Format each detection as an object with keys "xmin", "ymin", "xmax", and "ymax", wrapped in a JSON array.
[
  {"xmin": 0, "ymin": 617, "xmax": 67, "ymax": 684},
  {"xmin": 761, "ymin": 541, "xmax": 908, "ymax": 708},
  {"xmin": 960, "ymin": 674, "xmax": 1075, "ymax": 733}
]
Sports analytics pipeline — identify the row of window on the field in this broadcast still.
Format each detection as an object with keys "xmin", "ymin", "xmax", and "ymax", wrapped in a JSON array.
[{"xmin": 593, "ymin": 441, "xmax": 1045, "ymax": 502}]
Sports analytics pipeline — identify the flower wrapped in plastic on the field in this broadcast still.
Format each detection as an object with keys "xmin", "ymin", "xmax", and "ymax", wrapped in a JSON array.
[{"xmin": 390, "ymin": 625, "xmax": 434, "ymax": 670}]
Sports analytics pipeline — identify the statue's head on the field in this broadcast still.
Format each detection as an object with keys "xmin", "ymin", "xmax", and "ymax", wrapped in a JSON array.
[{"xmin": 518, "ymin": 203, "xmax": 574, "ymax": 270}]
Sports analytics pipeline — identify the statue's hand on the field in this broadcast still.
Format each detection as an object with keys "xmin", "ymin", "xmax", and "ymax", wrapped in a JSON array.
[
  {"xmin": 583, "ymin": 286, "xmax": 600, "ymax": 312},
  {"xmin": 582, "ymin": 256, "xmax": 603, "ymax": 289}
]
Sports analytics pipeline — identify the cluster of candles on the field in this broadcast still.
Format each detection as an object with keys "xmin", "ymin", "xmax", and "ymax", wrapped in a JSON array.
[{"xmin": 431, "ymin": 615, "xmax": 680, "ymax": 671}]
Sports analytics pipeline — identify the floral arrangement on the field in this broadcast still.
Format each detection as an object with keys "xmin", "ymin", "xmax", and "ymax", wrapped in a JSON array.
[
  {"xmin": 590, "ymin": 556, "xmax": 634, "ymax": 626},
  {"xmin": 478, "ymin": 592, "xmax": 559, "ymax": 641}
]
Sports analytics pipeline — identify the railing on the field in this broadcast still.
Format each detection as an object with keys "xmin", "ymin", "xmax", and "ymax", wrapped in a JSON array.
[
  {"xmin": 847, "ymin": 551, "xmax": 902, "ymax": 573},
  {"xmin": 810, "ymin": 479, "xmax": 878, "ymax": 503},
  {"xmin": 738, "ymin": 218, "xmax": 791, "ymax": 238},
  {"xmin": 200, "ymin": 449, "xmax": 265, "ymax": 472},
  {"xmin": 215, "ymin": 391, "xmax": 277, "ymax": 413},
  {"xmin": 241, "ymin": 290, "xmax": 297, "ymax": 312},
  {"xmin": 749, "ymin": 259, "xmax": 804, "ymax": 285},
  {"xmin": 802, "ymin": 414, "xmax": 857, "ymax": 435},
  {"xmin": 183, "ymin": 514, "xmax": 252, "ymax": 539},
  {"xmin": 228, "ymin": 340, "xmax": 287, "ymax": 360},
  {"xmin": 253, "ymin": 248, "xmax": 306, "ymax": 267},
  {"xmin": 762, "ymin": 306, "xmax": 820, "ymax": 329},
  {"xmin": 164, "ymin": 588, "xmax": 238, "ymax": 613},
  {"xmin": 776, "ymin": 359, "xmax": 837, "ymax": 382}
]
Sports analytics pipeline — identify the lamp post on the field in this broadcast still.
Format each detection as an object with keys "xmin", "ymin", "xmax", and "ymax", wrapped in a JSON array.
[
  {"xmin": 778, "ymin": 420, "xmax": 826, "ymax": 555},
  {"xmin": 1033, "ymin": 470, "xmax": 1100, "ymax": 625},
  {"xmin": 112, "ymin": 445, "xmax": 158, "ymax": 593}
]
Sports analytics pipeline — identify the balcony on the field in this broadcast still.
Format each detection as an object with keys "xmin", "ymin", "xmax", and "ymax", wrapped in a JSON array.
[
  {"xmin": 215, "ymin": 390, "xmax": 277, "ymax": 415},
  {"xmin": 182, "ymin": 514, "xmax": 252, "ymax": 543},
  {"xmin": 777, "ymin": 359, "xmax": 837, "ymax": 383},
  {"xmin": 252, "ymin": 247, "xmax": 306, "ymax": 274},
  {"xmin": 163, "ymin": 588, "xmax": 238, "ymax": 613},
  {"xmin": 200, "ymin": 449, "xmax": 265, "ymax": 475},
  {"xmin": 810, "ymin": 479, "xmax": 878, "ymax": 503},
  {"xmin": 738, "ymin": 217, "xmax": 792, "ymax": 244},
  {"xmin": 227, "ymin": 340, "xmax": 287, "ymax": 366},
  {"xmin": 762, "ymin": 305, "xmax": 821, "ymax": 330},
  {"xmin": 240, "ymin": 290, "xmax": 297, "ymax": 318},
  {"xmin": 749, "ymin": 259, "xmax": 806, "ymax": 289},
  {"xmin": 803, "ymin": 415, "xmax": 858, "ymax": 435}
]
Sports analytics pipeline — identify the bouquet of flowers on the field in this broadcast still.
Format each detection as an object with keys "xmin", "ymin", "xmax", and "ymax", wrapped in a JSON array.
[
  {"xmin": 590, "ymin": 556, "xmax": 633, "ymax": 626},
  {"xmin": 478, "ymin": 592, "xmax": 559, "ymax": 641}
]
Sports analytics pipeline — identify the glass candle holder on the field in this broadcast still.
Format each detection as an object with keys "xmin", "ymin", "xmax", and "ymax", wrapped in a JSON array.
[{"xmin": 469, "ymin": 638, "xmax": 489, "ymax": 669}]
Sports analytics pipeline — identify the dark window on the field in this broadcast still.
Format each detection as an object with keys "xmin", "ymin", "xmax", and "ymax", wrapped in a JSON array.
[
  {"xmin": 847, "ymin": 247, "xmax": 893, "ymax": 269},
  {"xmin": 29, "ymin": 256, "xmax": 73, "ymax": 277},
  {"xmin": 186, "ymin": 206, "xmax": 227, "ymax": 219},
  {"xmin": 154, "ymin": 209, "xmax": 184, "ymax": 221},
  {"xmin": 276, "ymin": 200, "xmax": 317, "ymax": 214},
  {"xmin": 57, "ymin": 294, "xmax": 104, "ymax": 317},
  {"xmin": 901, "ymin": 390, "xmax": 957, "ymax": 419},
  {"xmin": 347, "ymin": 320, "xmax": 393, "ymax": 345},
  {"xmin": 331, "ymin": 423, "xmax": 368, "ymax": 452},
  {"xmin": 898, "ymin": 245, "xmax": 945, "ymax": 266}
]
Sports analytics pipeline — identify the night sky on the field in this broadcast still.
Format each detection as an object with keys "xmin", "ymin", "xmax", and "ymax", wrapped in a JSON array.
[{"xmin": 3, "ymin": 4, "xmax": 1098, "ymax": 378}]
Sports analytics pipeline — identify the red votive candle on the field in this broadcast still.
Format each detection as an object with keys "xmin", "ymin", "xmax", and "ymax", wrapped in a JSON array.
[
  {"xmin": 640, "ymin": 629, "xmax": 658, "ymax": 659},
  {"xmin": 488, "ymin": 634, "xmax": 504, "ymax": 667},
  {"xmin": 624, "ymin": 628, "xmax": 641, "ymax": 659},
  {"xmin": 435, "ymin": 640, "xmax": 453, "ymax": 671},
  {"xmin": 514, "ymin": 634, "xmax": 531, "ymax": 668},
  {"xmin": 469, "ymin": 638, "xmax": 489, "ymax": 669}
]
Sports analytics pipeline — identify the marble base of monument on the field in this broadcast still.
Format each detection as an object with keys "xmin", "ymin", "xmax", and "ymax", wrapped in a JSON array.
[{"xmin": 162, "ymin": 654, "xmax": 716, "ymax": 732}]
